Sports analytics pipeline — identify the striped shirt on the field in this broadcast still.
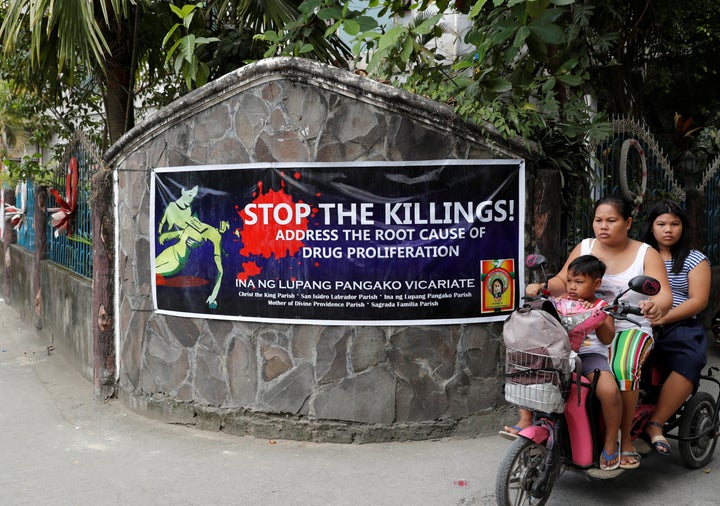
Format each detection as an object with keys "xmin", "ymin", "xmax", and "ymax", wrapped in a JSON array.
[{"xmin": 666, "ymin": 249, "xmax": 710, "ymax": 309}]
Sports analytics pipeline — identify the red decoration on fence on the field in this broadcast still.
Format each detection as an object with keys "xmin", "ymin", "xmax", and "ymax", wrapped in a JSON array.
[{"xmin": 49, "ymin": 157, "xmax": 79, "ymax": 236}]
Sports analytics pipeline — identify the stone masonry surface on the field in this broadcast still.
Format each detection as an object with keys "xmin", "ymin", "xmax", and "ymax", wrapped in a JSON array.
[{"xmin": 108, "ymin": 57, "xmax": 529, "ymax": 442}]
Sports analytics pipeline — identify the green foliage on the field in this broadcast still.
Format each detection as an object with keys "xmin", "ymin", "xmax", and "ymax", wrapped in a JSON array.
[
  {"xmin": 289, "ymin": 2, "xmax": 608, "ymax": 150},
  {"xmin": 0, "ymin": 0, "xmax": 358, "ymax": 159},
  {"xmin": 163, "ymin": 3, "xmax": 220, "ymax": 90},
  {"xmin": 0, "ymin": 0, "xmax": 715, "ymax": 196},
  {"xmin": 389, "ymin": 0, "xmax": 609, "ymax": 181},
  {"xmin": 281, "ymin": 0, "xmax": 670, "ymax": 211},
  {"xmin": 251, "ymin": 0, "xmax": 353, "ymax": 63},
  {"xmin": 1, "ymin": 153, "xmax": 54, "ymax": 185},
  {"xmin": 0, "ymin": 80, "xmax": 54, "ymax": 183},
  {"xmin": 0, "ymin": 1, "xmax": 144, "ymax": 144},
  {"xmin": 592, "ymin": 0, "xmax": 720, "ymax": 127},
  {"xmin": 353, "ymin": 12, "xmax": 446, "ymax": 78},
  {"xmin": 68, "ymin": 233, "xmax": 93, "ymax": 246}
]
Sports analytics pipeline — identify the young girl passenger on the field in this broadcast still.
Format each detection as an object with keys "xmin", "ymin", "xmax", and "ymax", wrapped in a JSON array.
[{"xmin": 641, "ymin": 200, "xmax": 710, "ymax": 456}]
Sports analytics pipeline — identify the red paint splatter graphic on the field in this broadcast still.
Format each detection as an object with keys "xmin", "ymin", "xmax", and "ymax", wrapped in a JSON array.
[
  {"xmin": 237, "ymin": 261, "xmax": 261, "ymax": 281},
  {"xmin": 237, "ymin": 181, "xmax": 309, "ymax": 259},
  {"xmin": 155, "ymin": 274, "xmax": 209, "ymax": 287}
]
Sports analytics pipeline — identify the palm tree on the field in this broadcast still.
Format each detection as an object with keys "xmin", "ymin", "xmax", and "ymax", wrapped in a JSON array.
[
  {"xmin": 0, "ymin": 0, "xmax": 139, "ymax": 400},
  {"xmin": 0, "ymin": 0, "xmax": 137, "ymax": 145},
  {"xmin": 0, "ymin": 81, "xmax": 30, "ymax": 160},
  {"xmin": 0, "ymin": 1, "xmax": 352, "ymax": 145}
]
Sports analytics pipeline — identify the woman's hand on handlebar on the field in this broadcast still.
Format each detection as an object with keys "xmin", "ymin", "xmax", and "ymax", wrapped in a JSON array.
[{"xmin": 640, "ymin": 300, "xmax": 663, "ymax": 323}]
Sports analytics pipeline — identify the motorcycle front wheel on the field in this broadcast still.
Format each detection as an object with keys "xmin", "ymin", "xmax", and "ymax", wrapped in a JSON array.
[{"xmin": 496, "ymin": 437, "xmax": 556, "ymax": 506}]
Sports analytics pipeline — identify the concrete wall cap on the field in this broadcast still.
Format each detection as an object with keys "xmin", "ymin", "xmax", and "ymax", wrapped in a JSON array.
[{"xmin": 105, "ymin": 57, "xmax": 534, "ymax": 164}]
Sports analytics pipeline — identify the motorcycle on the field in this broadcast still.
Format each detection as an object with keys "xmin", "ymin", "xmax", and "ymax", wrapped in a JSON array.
[{"xmin": 495, "ymin": 254, "xmax": 720, "ymax": 506}]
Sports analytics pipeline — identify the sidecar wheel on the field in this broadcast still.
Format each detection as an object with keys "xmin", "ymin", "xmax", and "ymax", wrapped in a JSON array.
[
  {"xmin": 496, "ymin": 437, "xmax": 554, "ymax": 506},
  {"xmin": 679, "ymin": 391, "xmax": 718, "ymax": 469}
]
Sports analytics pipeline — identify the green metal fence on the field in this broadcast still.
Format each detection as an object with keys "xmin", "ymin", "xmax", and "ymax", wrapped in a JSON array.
[
  {"xmin": 46, "ymin": 142, "xmax": 94, "ymax": 279},
  {"xmin": 15, "ymin": 181, "xmax": 35, "ymax": 251}
]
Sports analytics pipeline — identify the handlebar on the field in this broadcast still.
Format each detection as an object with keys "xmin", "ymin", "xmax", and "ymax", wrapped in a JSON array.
[
  {"xmin": 602, "ymin": 301, "xmax": 644, "ymax": 326},
  {"xmin": 523, "ymin": 253, "xmax": 658, "ymax": 328},
  {"xmin": 521, "ymin": 294, "xmax": 646, "ymax": 326}
]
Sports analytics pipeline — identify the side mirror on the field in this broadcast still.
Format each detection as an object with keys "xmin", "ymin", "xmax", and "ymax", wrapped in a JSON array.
[
  {"xmin": 526, "ymin": 254, "xmax": 550, "ymax": 292},
  {"xmin": 627, "ymin": 275, "xmax": 661, "ymax": 296},
  {"xmin": 526, "ymin": 254, "xmax": 548, "ymax": 270}
]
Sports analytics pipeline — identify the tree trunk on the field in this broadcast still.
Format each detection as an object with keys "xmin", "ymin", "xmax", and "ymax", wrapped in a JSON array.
[
  {"xmin": 103, "ymin": 61, "xmax": 134, "ymax": 145},
  {"xmin": 92, "ymin": 3, "xmax": 135, "ymax": 397},
  {"xmin": 92, "ymin": 169, "xmax": 115, "ymax": 399},
  {"xmin": 99, "ymin": 4, "xmax": 135, "ymax": 144}
]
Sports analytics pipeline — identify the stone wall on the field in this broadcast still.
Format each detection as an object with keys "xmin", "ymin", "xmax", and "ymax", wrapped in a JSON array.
[{"xmin": 107, "ymin": 57, "xmax": 534, "ymax": 442}]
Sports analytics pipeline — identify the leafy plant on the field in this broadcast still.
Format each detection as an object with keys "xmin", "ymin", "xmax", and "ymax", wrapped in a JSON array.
[
  {"xmin": 252, "ymin": 0, "xmax": 353, "ymax": 63},
  {"xmin": 163, "ymin": 3, "xmax": 220, "ymax": 90},
  {"xmin": 0, "ymin": 80, "xmax": 54, "ymax": 184},
  {"xmin": 659, "ymin": 113, "xmax": 720, "ymax": 187},
  {"xmin": 354, "ymin": 11, "xmax": 446, "ymax": 79}
]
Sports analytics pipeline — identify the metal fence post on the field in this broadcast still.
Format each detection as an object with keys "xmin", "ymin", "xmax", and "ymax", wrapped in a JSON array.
[
  {"xmin": 33, "ymin": 185, "xmax": 48, "ymax": 329},
  {"xmin": 684, "ymin": 187, "xmax": 706, "ymax": 251}
]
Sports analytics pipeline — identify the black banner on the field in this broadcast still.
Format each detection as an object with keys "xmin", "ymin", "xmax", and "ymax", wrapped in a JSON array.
[{"xmin": 151, "ymin": 160, "xmax": 524, "ymax": 324}]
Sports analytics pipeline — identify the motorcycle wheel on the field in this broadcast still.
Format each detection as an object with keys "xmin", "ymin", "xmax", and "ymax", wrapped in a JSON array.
[
  {"xmin": 496, "ymin": 437, "xmax": 555, "ymax": 506},
  {"xmin": 678, "ymin": 391, "xmax": 718, "ymax": 469}
]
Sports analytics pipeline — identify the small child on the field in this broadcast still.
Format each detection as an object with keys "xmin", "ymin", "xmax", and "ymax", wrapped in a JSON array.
[
  {"xmin": 501, "ymin": 255, "xmax": 621, "ymax": 471},
  {"xmin": 563, "ymin": 254, "xmax": 621, "ymax": 470}
]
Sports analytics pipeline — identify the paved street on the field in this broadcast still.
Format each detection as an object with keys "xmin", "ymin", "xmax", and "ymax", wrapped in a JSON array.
[
  {"xmin": 0, "ymin": 300, "xmax": 506, "ymax": 506},
  {"xmin": 2, "ymin": 299, "xmax": 720, "ymax": 505}
]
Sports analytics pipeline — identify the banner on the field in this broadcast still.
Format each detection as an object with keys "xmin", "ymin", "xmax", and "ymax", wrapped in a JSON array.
[{"xmin": 150, "ymin": 159, "xmax": 525, "ymax": 325}]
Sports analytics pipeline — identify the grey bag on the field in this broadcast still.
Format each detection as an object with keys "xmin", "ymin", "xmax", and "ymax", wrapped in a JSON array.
[{"xmin": 502, "ymin": 301, "xmax": 571, "ymax": 365}]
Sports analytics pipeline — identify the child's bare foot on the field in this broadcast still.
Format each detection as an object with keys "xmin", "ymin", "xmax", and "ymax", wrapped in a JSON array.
[
  {"xmin": 600, "ymin": 437, "xmax": 619, "ymax": 470},
  {"xmin": 499, "ymin": 409, "xmax": 533, "ymax": 440},
  {"xmin": 619, "ymin": 440, "xmax": 641, "ymax": 469},
  {"xmin": 498, "ymin": 423, "xmax": 528, "ymax": 441},
  {"xmin": 600, "ymin": 447, "xmax": 619, "ymax": 470}
]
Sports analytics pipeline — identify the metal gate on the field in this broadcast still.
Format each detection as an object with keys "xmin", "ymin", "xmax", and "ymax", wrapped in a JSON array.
[{"xmin": 565, "ymin": 116, "xmax": 719, "ymax": 264}]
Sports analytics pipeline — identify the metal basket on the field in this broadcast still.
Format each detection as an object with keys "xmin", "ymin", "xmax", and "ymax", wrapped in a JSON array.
[{"xmin": 504, "ymin": 347, "xmax": 573, "ymax": 413}]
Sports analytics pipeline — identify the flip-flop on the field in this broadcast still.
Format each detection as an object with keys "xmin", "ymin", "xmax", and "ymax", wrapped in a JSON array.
[
  {"xmin": 619, "ymin": 451, "xmax": 641, "ymax": 469},
  {"xmin": 600, "ymin": 446, "xmax": 620, "ymax": 470},
  {"xmin": 646, "ymin": 421, "xmax": 671, "ymax": 455},
  {"xmin": 650, "ymin": 434, "xmax": 671, "ymax": 455},
  {"xmin": 498, "ymin": 425, "xmax": 523, "ymax": 441}
]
